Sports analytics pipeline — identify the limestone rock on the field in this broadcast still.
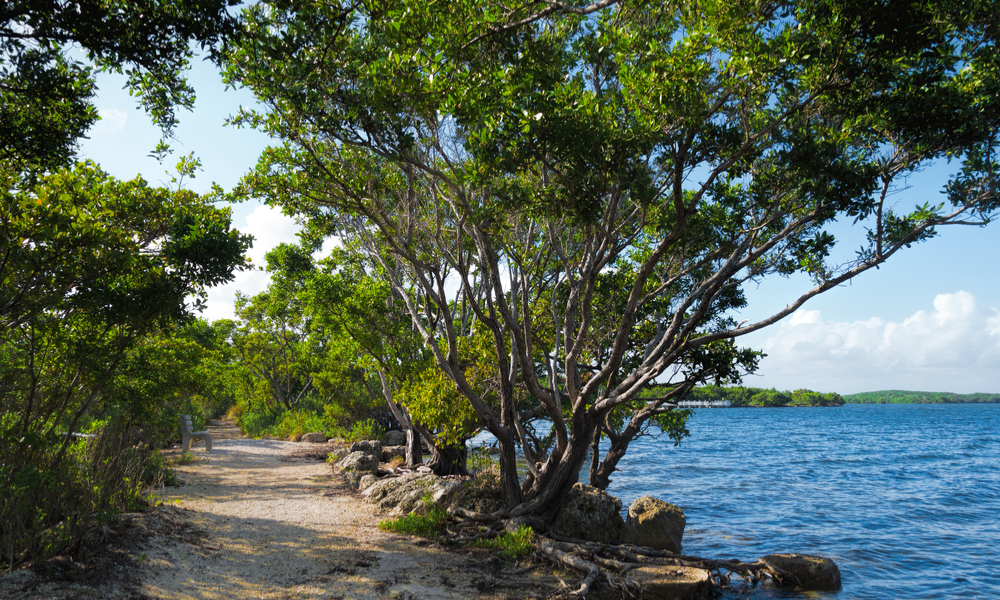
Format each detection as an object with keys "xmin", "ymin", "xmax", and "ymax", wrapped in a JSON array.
[
  {"xmin": 349, "ymin": 440, "xmax": 383, "ymax": 457},
  {"xmin": 358, "ymin": 474, "xmax": 378, "ymax": 491},
  {"xmin": 361, "ymin": 472, "xmax": 464, "ymax": 515},
  {"xmin": 622, "ymin": 495, "xmax": 685, "ymax": 553},
  {"xmin": 338, "ymin": 451, "xmax": 378, "ymax": 487},
  {"xmin": 551, "ymin": 483, "xmax": 624, "ymax": 544},
  {"xmin": 382, "ymin": 445, "xmax": 406, "ymax": 462},
  {"xmin": 381, "ymin": 430, "xmax": 406, "ymax": 446},
  {"xmin": 761, "ymin": 554, "xmax": 842, "ymax": 590},
  {"xmin": 300, "ymin": 432, "xmax": 328, "ymax": 443},
  {"xmin": 628, "ymin": 565, "xmax": 711, "ymax": 600}
]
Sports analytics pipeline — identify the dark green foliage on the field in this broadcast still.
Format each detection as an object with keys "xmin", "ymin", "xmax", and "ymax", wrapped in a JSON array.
[
  {"xmin": 686, "ymin": 385, "xmax": 845, "ymax": 407},
  {"xmin": 0, "ymin": 421, "xmax": 159, "ymax": 570},
  {"xmin": 843, "ymin": 391, "xmax": 1000, "ymax": 404},
  {"xmin": 0, "ymin": 163, "xmax": 249, "ymax": 570},
  {"xmin": 0, "ymin": 0, "xmax": 242, "ymax": 169},
  {"xmin": 0, "ymin": 0, "xmax": 250, "ymax": 573}
]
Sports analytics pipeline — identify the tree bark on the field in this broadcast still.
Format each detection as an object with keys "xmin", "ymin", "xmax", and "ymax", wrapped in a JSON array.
[
  {"xmin": 404, "ymin": 426, "xmax": 423, "ymax": 467},
  {"xmin": 427, "ymin": 442, "xmax": 468, "ymax": 476}
]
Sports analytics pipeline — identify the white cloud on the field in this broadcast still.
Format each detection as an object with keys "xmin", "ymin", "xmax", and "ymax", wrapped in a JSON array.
[
  {"xmin": 91, "ymin": 108, "xmax": 128, "ymax": 134},
  {"xmin": 742, "ymin": 291, "xmax": 1000, "ymax": 394},
  {"xmin": 243, "ymin": 204, "xmax": 301, "ymax": 266},
  {"xmin": 199, "ymin": 205, "xmax": 301, "ymax": 322}
]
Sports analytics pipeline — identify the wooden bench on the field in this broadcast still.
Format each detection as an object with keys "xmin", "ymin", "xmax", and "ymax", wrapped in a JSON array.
[{"xmin": 180, "ymin": 415, "xmax": 213, "ymax": 453}]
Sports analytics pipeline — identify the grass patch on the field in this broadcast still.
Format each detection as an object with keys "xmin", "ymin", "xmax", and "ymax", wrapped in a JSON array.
[
  {"xmin": 172, "ymin": 452, "xmax": 207, "ymax": 466},
  {"xmin": 377, "ymin": 496, "xmax": 449, "ymax": 537},
  {"xmin": 473, "ymin": 525, "xmax": 536, "ymax": 562}
]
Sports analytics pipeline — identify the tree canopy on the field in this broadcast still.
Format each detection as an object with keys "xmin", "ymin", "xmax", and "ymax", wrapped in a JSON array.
[
  {"xmin": 1, "ymin": 0, "xmax": 242, "ymax": 169},
  {"xmin": 226, "ymin": 0, "xmax": 1000, "ymax": 519},
  {"xmin": 1, "ymin": 0, "xmax": 251, "ymax": 568}
]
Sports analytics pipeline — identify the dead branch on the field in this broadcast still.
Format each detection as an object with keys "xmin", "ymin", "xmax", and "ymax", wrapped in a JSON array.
[
  {"xmin": 448, "ymin": 505, "xmax": 502, "ymax": 524},
  {"xmin": 540, "ymin": 541, "xmax": 600, "ymax": 596},
  {"xmin": 542, "ymin": 537, "xmax": 806, "ymax": 591}
]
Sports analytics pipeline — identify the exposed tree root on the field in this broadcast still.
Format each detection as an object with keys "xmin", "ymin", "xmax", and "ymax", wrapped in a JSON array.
[
  {"xmin": 439, "ymin": 511, "xmax": 805, "ymax": 597},
  {"xmin": 532, "ymin": 537, "xmax": 806, "ymax": 596},
  {"xmin": 541, "ymin": 541, "xmax": 599, "ymax": 596},
  {"xmin": 448, "ymin": 505, "xmax": 503, "ymax": 524}
]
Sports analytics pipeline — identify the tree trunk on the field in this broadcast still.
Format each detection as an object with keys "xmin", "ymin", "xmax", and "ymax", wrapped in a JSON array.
[
  {"xmin": 591, "ymin": 415, "xmax": 645, "ymax": 490},
  {"xmin": 427, "ymin": 442, "xmax": 468, "ymax": 476},
  {"xmin": 588, "ymin": 428, "xmax": 601, "ymax": 487},
  {"xmin": 404, "ymin": 426, "xmax": 422, "ymax": 467},
  {"xmin": 590, "ymin": 437, "xmax": 626, "ymax": 490},
  {"xmin": 512, "ymin": 430, "xmax": 593, "ymax": 524}
]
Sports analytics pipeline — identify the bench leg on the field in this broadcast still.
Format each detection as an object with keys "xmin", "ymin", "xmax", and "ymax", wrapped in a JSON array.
[
  {"xmin": 204, "ymin": 434, "xmax": 213, "ymax": 452},
  {"xmin": 182, "ymin": 433, "xmax": 192, "ymax": 454}
]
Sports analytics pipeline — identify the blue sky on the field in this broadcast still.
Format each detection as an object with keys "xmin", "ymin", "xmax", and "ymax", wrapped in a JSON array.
[{"xmin": 79, "ymin": 59, "xmax": 1000, "ymax": 395}]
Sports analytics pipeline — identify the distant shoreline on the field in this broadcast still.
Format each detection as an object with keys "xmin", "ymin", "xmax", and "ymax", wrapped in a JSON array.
[
  {"xmin": 842, "ymin": 390, "xmax": 1000, "ymax": 404},
  {"xmin": 678, "ymin": 386, "xmax": 1000, "ymax": 408}
]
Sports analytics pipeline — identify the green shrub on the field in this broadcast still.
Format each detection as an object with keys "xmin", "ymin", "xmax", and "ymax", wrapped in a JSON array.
[
  {"xmin": 234, "ymin": 398, "xmax": 279, "ymax": 437},
  {"xmin": 342, "ymin": 418, "xmax": 384, "ymax": 443},
  {"xmin": 270, "ymin": 409, "xmax": 333, "ymax": 441},
  {"xmin": 377, "ymin": 496, "xmax": 449, "ymax": 537},
  {"xmin": 468, "ymin": 445, "xmax": 497, "ymax": 472},
  {"xmin": 0, "ymin": 422, "xmax": 153, "ymax": 570},
  {"xmin": 143, "ymin": 450, "xmax": 179, "ymax": 486},
  {"xmin": 473, "ymin": 525, "xmax": 536, "ymax": 562}
]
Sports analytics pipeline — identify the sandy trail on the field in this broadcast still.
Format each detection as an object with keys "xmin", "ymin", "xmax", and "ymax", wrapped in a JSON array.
[{"xmin": 141, "ymin": 422, "xmax": 516, "ymax": 600}]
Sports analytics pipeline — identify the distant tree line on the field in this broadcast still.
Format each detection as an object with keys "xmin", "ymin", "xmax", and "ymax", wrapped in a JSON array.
[
  {"xmin": 683, "ymin": 386, "xmax": 845, "ymax": 407},
  {"xmin": 843, "ymin": 391, "xmax": 1000, "ymax": 404}
]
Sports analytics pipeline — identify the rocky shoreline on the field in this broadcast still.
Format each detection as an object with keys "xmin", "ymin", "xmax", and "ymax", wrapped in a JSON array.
[
  {"xmin": 0, "ymin": 424, "xmax": 841, "ymax": 600},
  {"xmin": 333, "ymin": 434, "xmax": 843, "ymax": 599}
]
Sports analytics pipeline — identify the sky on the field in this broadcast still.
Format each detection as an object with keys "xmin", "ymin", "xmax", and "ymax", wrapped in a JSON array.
[{"xmin": 78, "ymin": 58, "xmax": 1000, "ymax": 396}]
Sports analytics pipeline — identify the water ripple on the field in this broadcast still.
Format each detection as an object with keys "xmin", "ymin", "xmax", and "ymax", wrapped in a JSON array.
[{"xmin": 607, "ymin": 403, "xmax": 1000, "ymax": 600}]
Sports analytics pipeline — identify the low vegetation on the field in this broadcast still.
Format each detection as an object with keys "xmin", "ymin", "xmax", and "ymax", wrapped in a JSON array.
[
  {"xmin": 472, "ymin": 525, "xmax": 536, "ymax": 562},
  {"xmin": 683, "ymin": 386, "xmax": 845, "ymax": 407},
  {"xmin": 844, "ymin": 391, "xmax": 1000, "ymax": 404},
  {"xmin": 377, "ymin": 497, "xmax": 450, "ymax": 537}
]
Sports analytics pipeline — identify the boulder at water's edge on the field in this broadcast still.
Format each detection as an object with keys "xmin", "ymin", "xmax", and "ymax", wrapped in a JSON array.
[
  {"xmin": 381, "ymin": 446, "xmax": 406, "ymax": 462},
  {"xmin": 551, "ymin": 483, "xmax": 624, "ymax": 544},
  {"xmin": 627, "ymin": 565, "xmax": 711, "ymax": 600},
  {"xmin": 338, "ymin": 451, "xmax": 378, "ymax": 487},
  {"xmin": 622, "ymin": 495, "xmax": 685, "ymax": 553},
  {"xmin": 762, "ymin": 553, "xmax": 842, "ymax": 590}
]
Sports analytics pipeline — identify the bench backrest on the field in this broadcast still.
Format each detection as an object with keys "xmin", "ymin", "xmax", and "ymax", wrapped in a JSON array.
[{"xmin": 180, "ymin": 415, "xmax": 193, "ymax": 434}]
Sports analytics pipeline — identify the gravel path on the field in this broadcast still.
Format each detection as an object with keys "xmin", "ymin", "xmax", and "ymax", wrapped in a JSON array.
[{"xmin": 140, "ymin": 422, "xmax": 517, "ymax": 600}]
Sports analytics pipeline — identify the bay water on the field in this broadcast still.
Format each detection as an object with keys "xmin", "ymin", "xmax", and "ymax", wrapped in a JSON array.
[{"xmin": 607, "ymin": 403, "xmax": 1000, "ymax": 599}]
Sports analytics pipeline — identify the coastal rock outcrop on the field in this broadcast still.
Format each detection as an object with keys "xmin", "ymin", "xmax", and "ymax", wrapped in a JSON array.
[
  {"xmin": 627, "ymin": 565, "xmax": 711, "ymax": 600},
  {"xmin": 550, "ymin": 483, "xmax": 624, "ymax": 544},
  {"xmin": 622, "ymin": 495, "xmax": 685, "ymax": 553},
  {"xmin": 299, "ymin": 432, "xmax": 327, "ymax": 443},
  {"xmin": 349, "ymin": 440, "xmax": 383, "ymax": 457},
  {"xmin": 337, "ymin": 451, "xmax": 378, "ymax": 487},
  {"xmin": 761, "ymin": 553, "xmax": 841, "ymax": 590},
  {"xmin": 361, "ymin": 472, "xmax": 464, "ymax": 515},
  {"xmin": 381, "ymin": 430, "xmax": 406, "ymax": 446}
]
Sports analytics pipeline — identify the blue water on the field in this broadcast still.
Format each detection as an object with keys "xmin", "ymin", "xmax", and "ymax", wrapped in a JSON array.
[{"xmin": 606, "ymin": 404, "xmax": 1000, "ymax": 599}]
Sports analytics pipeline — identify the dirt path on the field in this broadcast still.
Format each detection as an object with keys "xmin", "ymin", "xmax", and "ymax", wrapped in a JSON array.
[{"xmin": 139, "ymin": 422, "xmax": 523, "ymax": 600}]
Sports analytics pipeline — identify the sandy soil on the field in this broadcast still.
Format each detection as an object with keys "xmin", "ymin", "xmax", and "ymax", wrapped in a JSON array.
[
  {"xmin": 0, "ymin": 422, "xmax": 579, "ymax": 600},
  {"xmin": 136, "ymin": 422, "xmax": 538, "ymax": 600}
]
